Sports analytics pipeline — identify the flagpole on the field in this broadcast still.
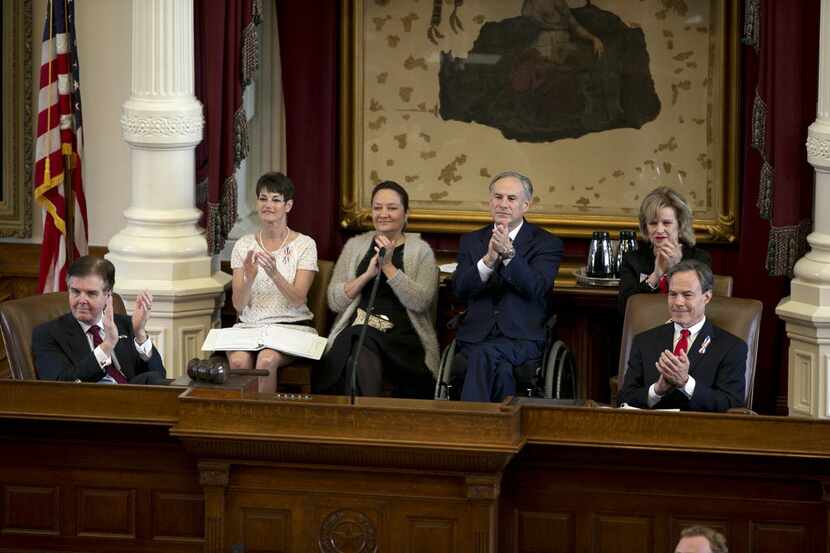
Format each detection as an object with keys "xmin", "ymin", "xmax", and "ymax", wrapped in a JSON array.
[
  {"xmin": 64, "ymin": 153, "xmax": 75, "ymax": 264},
  {"xmin": 62, "ymin": 0, "xmax": 75, "ymax": 265}
]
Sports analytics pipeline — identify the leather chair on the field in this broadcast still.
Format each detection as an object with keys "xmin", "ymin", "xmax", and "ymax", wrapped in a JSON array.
[
  {"xmin": 609, "ymin": 274, "xmax": 734, "ymax": 404},
  {"xmin": 615, "ymin": 293, "xmax": 763, "ymax": 409},
  {"xmin": 275, "ymin": 259, "xmax": 334, "ymax": 393},
  {"xmin": 0, "ymin": 292, "xmax": 127, "ymax": 380}
]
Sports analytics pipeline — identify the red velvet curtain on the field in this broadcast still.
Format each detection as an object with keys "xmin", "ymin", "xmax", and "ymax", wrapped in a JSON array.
[
  {"xmin": 707, "ymin": 0, "xmax": 818, "ymax": 413},
  {"xmin": 194, "ymin": 0, "xmax": 259, "ymax": 255},
  {"xmin": 276, "ymin": 1, "xmax": 341, "ymax": 261},
  {"xmin": 744, "ymin": 0, "xmax": 816, "ymax": 276}
]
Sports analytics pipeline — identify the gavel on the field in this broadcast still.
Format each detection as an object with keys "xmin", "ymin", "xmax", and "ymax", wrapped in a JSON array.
[{"xmin": 186, "ymin": 358, "xmax": 268, "ymax": 384}]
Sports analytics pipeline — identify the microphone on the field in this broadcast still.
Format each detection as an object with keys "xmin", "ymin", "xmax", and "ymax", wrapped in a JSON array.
[{"xmin": 350, "ymin": 245, "xmax": 387, "ymax": 404}]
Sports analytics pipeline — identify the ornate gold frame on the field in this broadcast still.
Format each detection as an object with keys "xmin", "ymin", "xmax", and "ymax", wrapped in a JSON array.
[
  {"xmin": 339, "ymin": 0, "xmax": 740, "ymax": 242},
  {"xmin": 1, "ymin": 0, "xmax": 34, "ymax": 238}
]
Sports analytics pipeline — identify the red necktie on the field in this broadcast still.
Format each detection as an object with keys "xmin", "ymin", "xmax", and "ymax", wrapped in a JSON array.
[
  {"xmin": 673, "ymin": 329, "xmax": 691, "ymax": 356},
  {"xmin": 658, "ymin": 274, "xmax": 669, "ymax": 293},
  {"xmin": 88, "ymin": 325, "xmax": 128, "ymax": 384}
]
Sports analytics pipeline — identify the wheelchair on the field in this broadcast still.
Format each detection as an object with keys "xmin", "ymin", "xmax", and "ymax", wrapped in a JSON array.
[{"xmin": 434, "ymin": 314, "xmax": 578, "ymax": 400}]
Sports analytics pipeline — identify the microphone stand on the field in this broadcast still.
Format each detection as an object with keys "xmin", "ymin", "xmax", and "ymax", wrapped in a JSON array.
[{"xmin": 349, "ymin": 249, "xmax": 386, "ymax": 405}]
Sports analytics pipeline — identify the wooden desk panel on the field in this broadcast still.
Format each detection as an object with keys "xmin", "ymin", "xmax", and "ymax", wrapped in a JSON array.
[{"xmin": 1, "ymin": 382, "xmax": 830, "ymax": 553}]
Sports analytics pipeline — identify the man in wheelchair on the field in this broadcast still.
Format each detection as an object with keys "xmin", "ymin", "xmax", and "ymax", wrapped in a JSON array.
[{"xmin": 449, "ymin": 171, "xmax": 564, "ymax": 402}]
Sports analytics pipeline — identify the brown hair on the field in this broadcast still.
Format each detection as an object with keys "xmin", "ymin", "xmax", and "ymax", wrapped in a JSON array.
[
  {"xmin": 256, "ymin": 172, "xmax": 295, "ymax": 201},
  {"xmin": 66, "ymin": 256, "xmax": 116, "ymax": 292},
  {"xmin": 679, "ymin": 526, "xmax": 728, "ymax": 553},
  {"xmin": 638, "ymin": 186, "xmax": 695, "ymax": 246}
]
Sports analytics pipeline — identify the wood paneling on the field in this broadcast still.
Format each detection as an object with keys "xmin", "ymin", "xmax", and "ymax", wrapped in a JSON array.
[
  {"xmin": 516, "ymin": 511, "xmax": 574, "ymax": 553},
  {"xmin": 77, "ymin": 487, "xmax": 136, "ymax": 538},
  {"xmin": 1, "ymin": 382, "xmax": 830, "ymax": 553},
  {"xmin": 152, "ymin": 492, "xmax": 204, "ymax": 542},
  {"xmin": 592, "ymin": 515, "xmax": 654, "ymax": 553},
  {"xmin": 750, "ymin": 522, "xmax": 809, "ymax": 553},
  {"xmin": 407, "ymin": 517, "xmax": 457, "ymax": 553},
  {"xmin": 2, "ymin": 485, "xmax": 60, "ymax": 536},
  {"xmin": 240, "ymin": 507, "xmax": 291, "ymax": 553}
]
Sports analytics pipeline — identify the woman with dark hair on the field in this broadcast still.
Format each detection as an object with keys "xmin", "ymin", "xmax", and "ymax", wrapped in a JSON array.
[
  {"xmin": 618, "ymin": 186, "xmax": 711, "ymax": 313},
  {"xmin": 228, "ymin": 172, "xmax": 318, "ymax": 392},
  {"xmin": 314, "ymin": 181, "xmax": 439, "ymax": 398}
]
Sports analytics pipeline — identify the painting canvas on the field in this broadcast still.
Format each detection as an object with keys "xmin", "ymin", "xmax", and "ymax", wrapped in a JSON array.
[{"xmin": 340, "ymin": 0, "xmax": 739, "ymax": 240}]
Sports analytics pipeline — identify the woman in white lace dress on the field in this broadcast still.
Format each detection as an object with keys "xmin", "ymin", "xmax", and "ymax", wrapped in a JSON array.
[{"xmin": 229, "ymin": 172, "xmax": 318, "ymax": 392}]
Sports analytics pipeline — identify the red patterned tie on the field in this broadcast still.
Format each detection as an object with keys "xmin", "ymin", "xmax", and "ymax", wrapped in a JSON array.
[
  {"xmin": 658, "ymin": 274, "xmax": 669, "ymax": 293},
  {"xmin": 673, "ymin": 329, "xmax": 691, "ymax": 356},
  {"xmin": 87, "ymin": 325, "xmax": 128, "ymax": 384}
]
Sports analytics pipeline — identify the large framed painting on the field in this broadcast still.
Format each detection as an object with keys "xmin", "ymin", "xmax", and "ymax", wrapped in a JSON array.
[
  {"xmin": 1, "ymin": 0, "xmax": 34, "ymax": 238},
  {"xmin": 340, "ymin": 0, "xmax": 740, "ymax": 241}
]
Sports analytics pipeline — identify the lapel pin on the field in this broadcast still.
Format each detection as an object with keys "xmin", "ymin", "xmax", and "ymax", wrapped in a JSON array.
[{"xmin": 698, "ymin": 335, "xmax": 711, "ymax": 354}]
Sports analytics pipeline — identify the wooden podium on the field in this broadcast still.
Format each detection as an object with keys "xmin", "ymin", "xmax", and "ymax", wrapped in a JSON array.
[{"xmin": 2, "ymin": 381, "xmax": 830, "ymax": 552}]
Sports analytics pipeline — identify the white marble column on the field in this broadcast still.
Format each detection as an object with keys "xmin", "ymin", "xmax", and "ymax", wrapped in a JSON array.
[
  {"xmin": 108, "ymin": 0, "xmax": 230, "ymax": 377},
  {"xmin": 776, "ymin": 0, "xmax": 830, "ymax": 417}
]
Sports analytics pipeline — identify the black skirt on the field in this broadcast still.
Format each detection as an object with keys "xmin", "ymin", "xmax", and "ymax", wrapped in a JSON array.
[{"xmin": 315, "ymin": 243, "xmax": 433, "ymax": 398}]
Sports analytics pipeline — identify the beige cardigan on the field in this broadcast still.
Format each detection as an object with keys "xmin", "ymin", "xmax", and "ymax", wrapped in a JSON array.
[{"xmin": 325, "ymin": 231, "xmax": 440, "ymax": 378}]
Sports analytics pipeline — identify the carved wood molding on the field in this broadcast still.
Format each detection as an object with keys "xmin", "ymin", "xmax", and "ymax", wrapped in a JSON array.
[
  {"xmin": 466, "ymin": 474, "xmax": 502, "ymax": 500},
  {"xmin": 198, "ymin": 461, "xmax": 230, "ymax": 488},
  {"xmin": 522, "ymin": 403, "xmax": 830, "ymax": 458}
]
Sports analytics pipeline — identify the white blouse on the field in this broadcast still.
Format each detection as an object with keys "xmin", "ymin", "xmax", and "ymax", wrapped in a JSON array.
[{"xmin": 230, "ymin": 232, "xmax": 318, "ymax": 327}]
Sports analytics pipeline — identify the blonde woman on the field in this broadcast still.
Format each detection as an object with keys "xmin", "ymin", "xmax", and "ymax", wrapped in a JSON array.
[{"xmin": 618, "ymin": 186, "xmax": 710, "ymax": 313}]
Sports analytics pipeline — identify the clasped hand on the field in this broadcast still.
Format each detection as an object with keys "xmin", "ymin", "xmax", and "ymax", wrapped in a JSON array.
[
  {"xmin": 365, "ymin": 235, "xmax": 396, "ymax": 278},
  {"xmin": 654, "ymin": 349, "xmax": 690, "ymax": 395},
  {"xmin": 653, "ymin": 239, "xmax": 682, "ymax": 275},
  {"xmin": 485, "ymin": 224, "xmax": 513, "ymax": 266}
]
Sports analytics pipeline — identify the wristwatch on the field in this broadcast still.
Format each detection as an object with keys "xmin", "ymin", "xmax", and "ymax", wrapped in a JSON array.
[{"xmin": 503, "ymin": 246, "xmax": 515, "ymax": 260}]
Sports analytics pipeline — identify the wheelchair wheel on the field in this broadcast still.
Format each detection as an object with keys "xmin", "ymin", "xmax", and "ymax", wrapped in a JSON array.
[
  {"xmin": 544, "ymin": 339, "xmax": 577, "ymax": 399},
  {"xmin": 435, "ymin": 340, "xmax": 456, "ymax": 400}
]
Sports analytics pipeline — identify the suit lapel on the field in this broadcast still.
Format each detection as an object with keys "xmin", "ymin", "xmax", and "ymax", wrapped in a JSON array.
[
  {"xmin": 59, "ymin": 313, "xmax": 90, "ymax": 358},
  {"xmin": 512, "ymin": 219, "xmax": 532, "ymax": 256},
  {"xmin": 113, "ymin": 316, "xmax": 135, "ymax": 379},
  {"xmin": 478, "ymin": 225, "xmax": 492, "ymax": 256},
  {"xmin": 686, "ymin": 319, "xmax": 713, "ymax": 375}
]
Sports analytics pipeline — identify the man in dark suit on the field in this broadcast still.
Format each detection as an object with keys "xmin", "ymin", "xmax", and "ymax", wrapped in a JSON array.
[
  {"xmin": 32, "ymin": 256, "xmax": 166, "ymax": 384},
  {"xmin": 452, "ymin": 171, "xmax": 563, "ymax": 402},
  {"xmin": 619, "ymin": 259, "xmax": 746, "ymax": 412}
]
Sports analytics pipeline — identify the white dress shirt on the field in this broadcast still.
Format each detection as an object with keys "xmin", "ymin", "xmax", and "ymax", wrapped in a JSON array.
[
  {"xmin": 77, "ymin": 317, "xmax": 154, "ymax": 383},
  {"xmin": 476, "ymin": 219, "xmax": 524, "ymax": 282},
  {"xmin": 647, "ymin": 316, "xmax": 706, "ymax": 407}
]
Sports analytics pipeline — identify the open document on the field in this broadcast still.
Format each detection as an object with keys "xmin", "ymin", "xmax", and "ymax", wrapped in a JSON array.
[{"xmin": 201, "ymin": 325, "xmax": 328, "ymax": 360}]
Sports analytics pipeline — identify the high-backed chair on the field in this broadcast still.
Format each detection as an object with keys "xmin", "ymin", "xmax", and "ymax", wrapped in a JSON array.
[
  {"xmin": 0, "ymin": 292, "xmax": 128, "ymax": 380},
  {"xmin": 609, "ymin": 274, "xmax": 734, "ymax": 404},
  {"xmin": 276, "ymin": 259, "xmax": 334, "ymax": 393},
  {"xmin": 615, "ymin": 293, "xmax": 763, "ymax": 409}
]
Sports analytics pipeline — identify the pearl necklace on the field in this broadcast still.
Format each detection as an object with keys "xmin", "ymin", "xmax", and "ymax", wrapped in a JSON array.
[{"xmin": 258, "ymin": 228, "xmax": 290, "ymax": 254}]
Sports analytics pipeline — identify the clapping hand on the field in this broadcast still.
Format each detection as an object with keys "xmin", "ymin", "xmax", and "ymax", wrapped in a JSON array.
[
  {"xmin": 654, "ymin": 349, "xmax": 690, "ymax": 395},
  {"xmin": 374, "ymin": 235, "xmax": 396, "ymax": 269},
  {"xmin": 243, "ymin": 250, "xmax": 258, "ymax": 281},
  {"xmin": 492, "ymin": 223, "xmax": 514, "ymax": 258},
  {"xmin": 255, "ymin": 251, "xmax": 278, "ymax": 280},
  {"xmin": 654, "ymin": 239, "xmax": 682, "ymax": 275},
  {"xmin": 101, "ymin": 294, "xmax": 120, "ymax": 352},
  {"xmin": 132, "ymin": 290, "xmax": 153, "ymax": 344}
]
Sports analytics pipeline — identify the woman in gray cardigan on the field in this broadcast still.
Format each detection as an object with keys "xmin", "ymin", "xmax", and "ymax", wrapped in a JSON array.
[{"xmin": 314, "ymin": 181, "xmax": 439, "ymax": 398}]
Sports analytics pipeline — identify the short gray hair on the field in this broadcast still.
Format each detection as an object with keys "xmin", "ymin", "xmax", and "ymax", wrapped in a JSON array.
[
  {"xmin": 679, "ymin": 526, "xmax": 728, "ymax": 553},
  {"xmin": 666, "ymin": 259, "xmax": 713, "ymax": 293},
  {"xmin": 489, "ymin": 170, "xmax": 533, "ymax": 201}
]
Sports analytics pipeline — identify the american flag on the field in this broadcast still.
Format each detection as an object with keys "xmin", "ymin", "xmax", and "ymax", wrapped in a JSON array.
[{"xmin": 33, "ymin": 0, "xmax": 88, "ymax": 293}]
